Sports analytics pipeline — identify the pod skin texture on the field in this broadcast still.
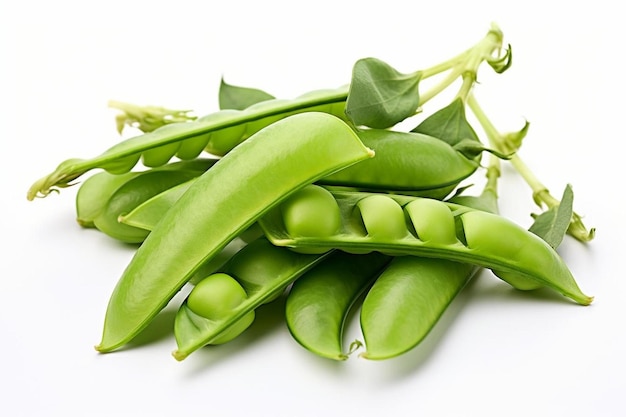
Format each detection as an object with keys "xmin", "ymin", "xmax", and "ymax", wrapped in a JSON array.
[
  {"xmin": 320, "ymin": 129, "xmax": 480, "ymax": 198},
  {"xmin": 360, "ymin": 256, "xmax": 477, "ymax": 360},
  {"xmin": 96, "ymin": 112, "xmax": 373, "ymax": 352}
]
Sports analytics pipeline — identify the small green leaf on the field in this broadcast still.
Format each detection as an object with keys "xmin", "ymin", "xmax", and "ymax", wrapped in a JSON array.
[
  {"xmin": 412, "ymin": 98, "xmax": 480, "ymax": 146},
  {"xmin": 345, "ymin": 57, "xmax": 421, "ymax": 128},
  {"xmin": 218, "ymin": 78, "xmax": 276, "ymax": 110},
  {"xmin": 529, "ymin": 184, "xmax": 574, "ymax": 249},
  {"xmin": 452, "ymin": 138, "xmax": 512, "ymax": 160}
]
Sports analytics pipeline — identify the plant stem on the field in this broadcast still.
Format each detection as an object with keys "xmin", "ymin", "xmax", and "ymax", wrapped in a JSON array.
[
  {"xmin": 466, "ymin": 93, "xmax": 595, "ymax": 242},
  {"xmin": 419, "ymin": 23, "xmax": 505, "ymax": 108}
]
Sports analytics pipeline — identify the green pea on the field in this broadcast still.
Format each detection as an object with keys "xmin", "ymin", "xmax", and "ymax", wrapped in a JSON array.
[
  {"xmin": 360, "ymin": 256, "xmax": 477, "ymax": 360},
  {"xmin": 404, "ymin": 198, "xmax": 457, "ymax": 245},
  {"xmin": 281, "ymin": 185, "xmax": 341, "ymax": 238},
  {"xmin": 96, "ymin": 112, "xmax": 373, "ymax": 354},
  {"xmin": 285, "ymin": 251, "xmax": 391, "ymax": 360},
  {"xmin": 356, "ymin": 194, "xmax": 407, "ymax": 240},
  {"xmin": 186, "ymin": 273, "xmax": 255, "ymax": 345}
]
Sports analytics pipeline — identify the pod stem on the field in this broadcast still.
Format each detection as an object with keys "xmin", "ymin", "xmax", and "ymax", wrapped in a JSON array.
[
  {"xmin": 419, "ymin": 23, "xmax": 507, "ymax": 107},
  {"xmin": 467, "ymin": 94, "xmax": 595, "ymax": 242}
]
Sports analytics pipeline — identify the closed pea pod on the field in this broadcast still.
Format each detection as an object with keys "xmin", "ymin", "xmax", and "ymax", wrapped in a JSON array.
[
  {"xmin": 320, "ymin": 129, "xmax": 482, "ymax": 198},
  {"xmin": 96, "ymin": 112, "xmax": 373, "ymax": 353},
  {"xmin": 174, "ymin": 238, "xmax": 329, "ymax": 360},
  {"xmin": 75, "ymin": 170, "xmax": 141, "ymax": 228},
  {"xmin": 90, "ymin": 158, "xmax": 217, "ymax": 243},
  {"xmin": 77, "ymin": 158, "xmax": 216, "ymax": 232},
  {"xmin": 27, "ymin": 87, "xmax": 349, "ymax": 200},
  {"xmin": 285, "ymin": 251, "xmax": 391, "ymax": 360},
  {"xmin": 360, "ymin": 256, "xmax": 477, "ymax": 360}
]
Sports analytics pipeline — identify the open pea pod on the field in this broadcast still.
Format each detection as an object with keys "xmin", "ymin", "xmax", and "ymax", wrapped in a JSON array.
[
  {"xmin": 174, "ymin": 238, "xmax": 330, "ymax": 360},
  {"xmin": 27, "ymin": 87, "xmax": 349, "ymax": 200},
  {"xmin": 259, "ymin": 189, "xmax": 593, "ymax": 305},
  {"xmin": 95, "ymin": 112, "xmax": 374, "ymax": 353}
]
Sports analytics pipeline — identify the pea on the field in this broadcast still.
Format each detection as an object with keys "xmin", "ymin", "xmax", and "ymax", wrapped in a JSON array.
[
  {"xmin": 186, "ymin": 273, "xmax": 255, "ymax": 345},
  {"xmin": 356, "ymin": 194, "xmax": 407, "ymax": 240},
  {"xmin": 281, "ymin": 185, "xmax": 341, "ymax": 238},
  {"xmin": 404, "ymin": 198, "xmax": 457, "ymax": 245}
]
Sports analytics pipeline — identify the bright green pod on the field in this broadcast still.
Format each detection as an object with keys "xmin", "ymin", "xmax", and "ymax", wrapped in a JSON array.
[
  {"xmin": 76, "ymin": 158, "xmax": 216, "ymax": 231},
  {"xmin": 118, "ymin": 180, "xmax": 194, "ymax": 232},
  {"xmin": 259, "ymin": 190, "xmax": 593, "ymax": 305},
  {"xmin": 75, "ymin": 170, "xmax": 141, "ymax": 228},
  {"xmin": 27, "ymin": 87, "xmax": 349, "ymax": 200},
  {"xmin": 319, "ymin": 129, "xmax": 481, "ymax": 198},
  {"xmin": 360, "ymin": 256, "xmax": 477, "ymax": 360},
  {"xmin": 174, "ymin": 238, "xmax": 329, "ymax": 360},
  {"xmin": 95, "ymin": 112, "xmax": 373, "ymax": 353},
  {"xmin": 285, "ymin": 251, "xmax": 391, "ymax": 360}
]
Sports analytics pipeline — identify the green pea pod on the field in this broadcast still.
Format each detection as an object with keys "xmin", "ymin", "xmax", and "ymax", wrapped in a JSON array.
[
  {"xmin": 285, "ymin": 251, "xmax": 391, "ymax": 360},
  {"xmin": 76, "ymin": 158, "xmax": 217, "ymax": 230},
  {"xmin": 360, "ymin": 257, "xmax": 478, "ymax": 360},
  {"xmin": 175, "ymin": 238, "xmax": 329, "ymax": 360},
  {"xmin": 118, "ymin": 180, "xmax": 195, "ymax": 232},
  {"xmin": 92, "ymin": 159, "xmax": 218, "ymax": 243},
  {"xmin": 320, "ymin": 129, "xmax": 481, "ymax": 198},
  {"xmin": 95, "ymin": 112, "xmax": 374, "ymax": 353},
  {"xmin": 76, "ymin": 170, "xmax": 142, "ymax": 228},
  {"xmin": 27, "ymin": 87, "xmax": 348, "ymax": 200},
  {"xmin": 259, "ymin": 190, "xmax": 593, "ymax": 305}
]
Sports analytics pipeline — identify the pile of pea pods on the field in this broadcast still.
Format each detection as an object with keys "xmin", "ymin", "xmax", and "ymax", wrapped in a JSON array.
[{"xmin": 27, "ymin": 24, "xmax": 594, "ymax": 363}]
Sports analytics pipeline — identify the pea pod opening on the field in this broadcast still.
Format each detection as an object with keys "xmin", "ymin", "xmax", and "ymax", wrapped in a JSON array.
[
  {"xmin": 259, "ymin": 190, "xmax": 593, "ymax": 305},
  {"xmin": 95, "ymin": 112, "xmax": 374, "ymax": 353},
  {"xmin": 174, "ymin": 238, "xmax": 330, "ymax": 360}
]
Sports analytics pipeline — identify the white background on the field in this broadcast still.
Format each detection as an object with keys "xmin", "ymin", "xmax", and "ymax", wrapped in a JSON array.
[{"xmin": 2, "ymin": 1, "xmax": 624, "ymax": 416}]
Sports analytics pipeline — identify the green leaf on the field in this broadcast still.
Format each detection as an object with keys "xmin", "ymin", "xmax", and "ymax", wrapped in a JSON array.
[
  {"xmin": 218, "ymin": 78, "xmax": 276, "ymax": 110},
  {"xmin": 528, "ymin": 184, "xmax": 574, "ymax": 249},
  {"xmin": 345, "ymin": 57, "xmax": 421, "ymax": 128},
  {"xmin": 412, "ymin": 98, "xmax": 480, "ymax": 146}
]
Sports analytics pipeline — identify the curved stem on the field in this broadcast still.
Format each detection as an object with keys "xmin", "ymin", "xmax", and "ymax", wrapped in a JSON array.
[{"xmin": 467, "ymin": 94, "xmax": 595, "ymax": 242}]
